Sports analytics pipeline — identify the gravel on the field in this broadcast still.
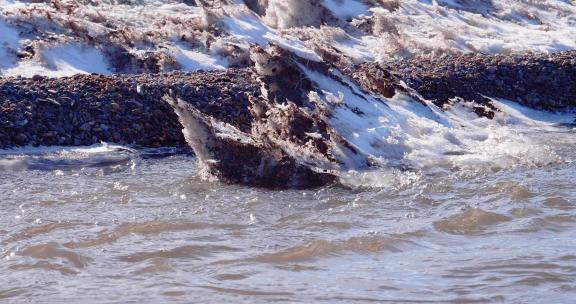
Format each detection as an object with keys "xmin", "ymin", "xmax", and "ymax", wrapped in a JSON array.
[
  {"xmin": 381, "ymin": 50, "xmax": 576, "ymax": 110},
  {"xmin": 0, "ymin": 69, "xmax": 260, "ymax": 148}
]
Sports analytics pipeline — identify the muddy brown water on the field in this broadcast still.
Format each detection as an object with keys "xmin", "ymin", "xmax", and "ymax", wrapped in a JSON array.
[{"xmin": 1, "ymin": 135, "xmax": 575, "ymax": 303}]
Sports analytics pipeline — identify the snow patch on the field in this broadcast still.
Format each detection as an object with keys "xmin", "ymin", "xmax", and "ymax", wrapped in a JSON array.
[
  {"xmin": 173, "ymin": 45, "xmax": 229, "ymax": 71},
  {"xmin": 323, "ymin": 0, "xmax": 370, "ymax": 20},
  {"xmin": 3, "ymin": 44, "xmax": 111, "ymax": 77},
  {"xmin": 0, "ymin": 19, "xmax": 21, "ymax": 73},
  {"xmin": 222, "ymin": 15, "xmax": 322, "ymax": 62}
]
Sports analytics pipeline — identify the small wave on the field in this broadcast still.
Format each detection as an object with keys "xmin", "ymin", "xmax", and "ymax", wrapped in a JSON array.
[
  {"xmin": 0, "ymin": 143, "xmax": 183, "ymax": 172},
  {"xmin": 64, "ymin": 221, "xmax": 247, "ymax": 249},
  {"xmin": 119, "ymin": 244, "xmax": 241, "ymax": 263},
  {"xmin": 0, "ymin": 142, "xmax": 133, "ymax": 156},
  {"xmin": 241, "ymin": 235, "xmax": 413, "ymax": 264},
  {"xmin": 18, "ymin": 242, "xmax": 93, "ymax": 268},
  {"xmin": 433, "ymin": 208, "xmax": 511, "ymax": 235}
]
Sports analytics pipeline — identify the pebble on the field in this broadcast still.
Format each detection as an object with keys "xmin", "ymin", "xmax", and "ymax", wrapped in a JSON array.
[
  {"xmin": 14, "ymin": 133, "xmax": 27, "ymax": 143},
  {"xmin": 110, "ymin": 102, "xmax": 121, "ymax": 112},
  {"xmin": 31, "ymin": 75, "xmax": 45, "ymax": 82}
]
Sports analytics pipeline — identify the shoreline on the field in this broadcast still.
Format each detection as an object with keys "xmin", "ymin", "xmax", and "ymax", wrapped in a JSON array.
[{"xmin": 1, "ymin": 51, "xmax": 575, "ymax": 149}]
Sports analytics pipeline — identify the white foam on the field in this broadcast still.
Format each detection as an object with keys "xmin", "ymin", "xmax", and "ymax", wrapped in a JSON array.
[{"xmin": 0, "ymin": 143, "xmax": 134, "ymax": 156}]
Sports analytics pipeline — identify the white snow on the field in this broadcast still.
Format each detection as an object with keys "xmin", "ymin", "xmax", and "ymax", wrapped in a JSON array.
[
  {"xmin": 492, "ymin": 99, "xmax": 576, "ymax": 128},
  {"xmin": 0, "ymin": 19, "xmax": 21, "ymax": 73},
  {"xmin": 3, "ymin": 44, "xmax": 111, "ymax": 77},
  {"xmin": 222, "ymin": 15, "xmax": 323, "ymax": 62},
  {"xmin": 331, "ymin": 34, "xmax": 375, "ymax": 63},
  {"xmin": 366, "ymin": 0, "xmax": 576, "ymax": 57},
  {"xmin": 0, "ymin": 0, "xmax": 24, "ymax": 9},
  {"xmin": 323, "ymin": 0, "xmax": 370, "ymax": 20},
  {"xmin": 2, "ymin": 0, "xmax": 575, "ymax": 75},
  {"xmin": 173, "ymin": 45, "xmax": 229, "ymax": 71}
]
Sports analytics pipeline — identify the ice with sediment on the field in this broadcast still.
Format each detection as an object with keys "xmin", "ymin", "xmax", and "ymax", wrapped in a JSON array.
[
  {"xmin": 2, "ymin": 0, "xmax": 575, "ymax": 75},
  {"xmin": 218, "ymin": 0, "xmax": 576, "ymax": 181},
  {"xmin": 301, "ymin": 64, "xmax": 574, "ymax": 184},
  {"xmin": 365, "ymin": 0, "xmax": 576, "ymax": 56},
  {"xmin": 0, "ymin": 0, "xmax": 213, "ymax": 75}
]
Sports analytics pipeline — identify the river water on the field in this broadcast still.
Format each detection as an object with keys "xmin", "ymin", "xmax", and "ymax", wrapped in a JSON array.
[
  {"xmin": 1, "ymin": 116, "xmax": 576, "ymax": 303},
  {"xmin": 2, "ymin": 0, "xmax": 576, "ymax": 301}
]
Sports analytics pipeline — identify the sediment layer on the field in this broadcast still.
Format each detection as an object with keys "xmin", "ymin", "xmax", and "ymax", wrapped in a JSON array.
[{"xmin": 1, "ymin": 51, "xmax": 575, "ymax": 149}]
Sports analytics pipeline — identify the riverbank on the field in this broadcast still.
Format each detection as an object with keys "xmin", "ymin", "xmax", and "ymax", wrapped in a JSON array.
[
  {"xmin": 1, "ymin": 51, "xmax": 575, "ymax": 149},
  {"xmin": 0, "ymin": 69, "xmax": 259, "ymax": 148}
]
